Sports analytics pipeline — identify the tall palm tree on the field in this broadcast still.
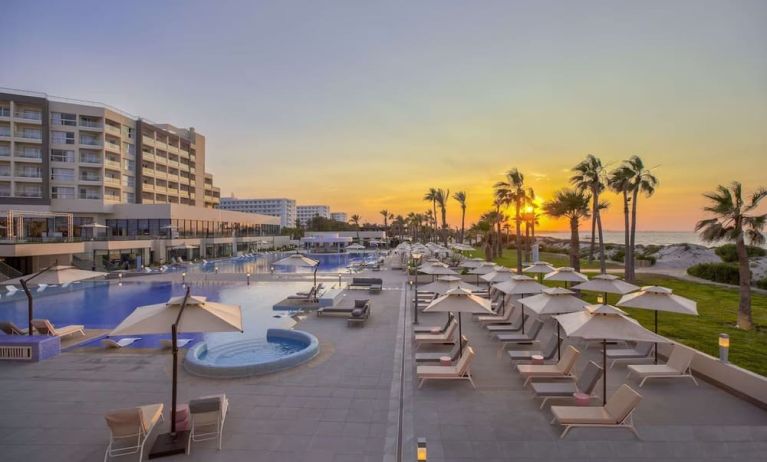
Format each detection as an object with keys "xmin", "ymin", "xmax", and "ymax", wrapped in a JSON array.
[
  {"xmin": 608, "ymin": 166, "xmax": 633, "ymax": 280},
  {"xmin": 379, "ymin": 209, "xmax": 390, "ymax": 232},
  {"xmin": 452, "ymin": 191, "xmax": 468, "ymax": 243},
  {"xmin": 543, "ymin": 189, "xmax": 591, "ymax": 272},
  {"xmin": 349, "ymin": 214, "xmax": 361, "ymax": 243},
  {"xmin": 696, "ymin": 182, "xmax": 766, "ymax": 330},
  {"xmin": 571, "ymin": 154, "xmax": 607, "ymax": 273},
  {"xmin": 435, "ymin": 188, "xmax": 449, "ymax": 244},
  {"xmin": 495, "ymin": 168, "xmax": 525, "ymax": 272},
  {"xmin": 423, "ymin": 188, "xmax": 438, "ymax": 242},
  {"xmin": 480, "ymin": 210, "xmax": 504, "ymax": 260},
  {"xmin": 623, "ymin": 155, "xmax": 659, "ymax": 282}
]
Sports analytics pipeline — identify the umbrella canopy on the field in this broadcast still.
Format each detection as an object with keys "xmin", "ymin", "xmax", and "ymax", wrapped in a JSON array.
[
  {"xmin": 617, "ymin": 286, "xmax": 698, "ymax": 316},
  {"xmin": 2, "ymin": 265, "xmax": 106, "ymax": 286},
  {"xmin": 419, "ymin": 276, "xmax": 480, "ymax": 294},
  {"xmin": 110, "ymin": 295, "xmax": 243, "ymax": 336},
  {"xmin": 418, "ymin": 264, "xmax": 458, "ymax": 276},
  {"xmin": 423, "ymin": 287, "xmax": 494, "ymax": 354},
  {"xmin": 519, "ymin": 287, "xmax": 589, "ymax": 316},
  {"xmin": 79, "ymin": 223, "xmax": 108, "ymax": 229},
  {"xmin": 493, "ymin": 275, "xmax": 547, "ymax": 296},
  {"xmin": 347, "ymin": 244, "xmax": 365, "ymax": 250},
  {"xmin": 571, "ymin": 274, "xmax": 640, "ymax": 297},
  {"xmin": 450, "ymin": 243, "xmax": 476, "ymax": 251},
  {"xmin": 481, "ymin": 267, "xmax": 516, "ymax": 283},
  {"xmin": 543, "ymin": 267, "xmax": 589, "ymax": 284},
  {"xmin": 468, "ymin": 263, "xmax": 497, "ymax": 275},
  {"xmin": 523, "ymin": 261, "xmax": 556, "ymax": 275},
  {"xmin": 555, "ymin": 304, "xmax": 668, "ymax": 404},
  {"xmin": 459, "ymin": 258, "xmax": 485, "ymax": 269},
  {"xmin": 273, "ymin": 254, "xmax": 319, "ymax": 267}
]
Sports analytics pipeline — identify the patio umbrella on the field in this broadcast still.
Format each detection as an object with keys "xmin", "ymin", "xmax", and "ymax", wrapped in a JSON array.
[
  {"xmin": 519, "ymin": 287, "xmax": 589, "ymax": 359},
  {"xmin": 347, "ymin": 243, "xmax": 365, "ymax": 250},
  {"xmin": 273, "ymin": 254, "xmax": 320, "ymax": 289},
  {"xmin": 571, "ymin": 274, "xmax": 639, "ymax": 304},
  {"xmin": 543, "ymin": 267, "xmax": 588, "ymax": 288},
  {"xmin": 419, "ymin": 275, "xmax": 480, "ymax": 294},
  {"xmin": 460, "ymin": 257, "xmax": 485, "ymax": 269},
  {"xmin": 110, "ymin": 288, "xmax": 242, "ymax": 456},
  {"xmin": 423, "ymin": 287, "xmax": 494, "ymax": 355},
  {"xmin": 617, "ymin": 286, "xmax": 698, "ymax": 363},
  {"xmin": 3, "ymin": 265, "xmax": 107, "ymax": 336},
  {"xmin": 481, "ymin": 267, "xmax": 516, "ymax": 284},
  {"xmin": 493, "ymin": 275, "xmax": 547, "ymax": 334},
  {"xmin": 418, "ymin": 263, "xmax": 458, "ymax": 280},
  {"xmin": 555, "ymin": 304, "xmax": 668, "ymax": 404},
  {"xmin": 523, "ymin": 261, "xmax": 556, "ymax": 283},
  {"xmin": 468, "ymin": 263, "xmax": 497, "ymax": 284}
]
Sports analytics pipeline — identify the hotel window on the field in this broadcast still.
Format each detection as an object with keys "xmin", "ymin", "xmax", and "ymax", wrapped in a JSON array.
[
  {"xmin": 123, "ymin": 142, "xmax": 135, "ymax": 156},
  {"xmin": 52, "ymin": 131, "xmax": 75, "ymax": 145},
  {"xmin": 51, "ymin": 149, "xmax": 75, "ymax": 163},
  {"xmin": 51, "ymin": 186, "xmax": 75, "ymax": 199},
  {"xmin": 122, "ymin": 192, "xmax": 135, "ymax": 203},
  {"xmin": 122, "ymin": 174, "xmax": 135, "ymax": 188},
  {"xmin": 51, "ymin": 168, "xmax": 75, "ymax": 181},
  {"xmin": 123, "ymin": 159, "xmax": 135, "ymax": 172},
  {"xmin": 51, "ymin": 112, "xmax": 77, "ymax": 126}
]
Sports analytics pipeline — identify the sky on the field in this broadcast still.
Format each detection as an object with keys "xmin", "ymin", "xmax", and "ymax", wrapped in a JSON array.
[{"xmin": 2, "ymin": 0, "xmax": 766, "ymax": 231}]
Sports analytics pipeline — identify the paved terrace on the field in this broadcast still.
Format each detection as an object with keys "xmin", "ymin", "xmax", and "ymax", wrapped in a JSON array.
[{"xmin": 0, "ymin": 268, "xmax": 765, "ymax": 461}]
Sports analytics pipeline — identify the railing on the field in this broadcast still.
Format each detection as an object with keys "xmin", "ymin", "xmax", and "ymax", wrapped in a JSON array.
[
  {"xmin": 80, "ymin": 138, "xmax": 102, "ymax": 146},
  {"xmin": 80, "ymin": 175, "xmax": 101, "ymax": 182},
  {"xmin": 16, "ymin": 130, "xmax": 42, "ymax": 140},
  {"xmin": 0, "ymin": 148, "xmax": 10, "ymax": 157},
  {"xmin": 51, "ymin": 174, "xmax": 75, "ymax": 182},
  {"xmin": 103, "ymin": 176, "xmax": 121, "ymax": 186},
  {"xmin": 105, "ymin": 124, "xmax": 121, "ymax": 135},
  {"xmin": 79, "ymin": 156, "xmax": 101, "ymax": 164},
  {"xmin": 105, "ymin": 141, "xmax": 120, "ymax": 152},
  {"xmin": 104, "ymin": 159, "xmax": 121, "ymax": 170},
  {"xmin": 0, "ymin": 108, "xmax": 10, "ymax": 118},
  {"xmin": 51, "ymin": 192, "xmax": 76, "ymax": 199},
  {"xmin": 16, "ymin": 191, "xmax": 43, "ymax": 198},
  {"xmin": 79, "ymin": 119, "xmax": 102, "ymax": 129},
  {"xmin": 0, "ymin": 169, "xmax": 11, "ymax": 177},
  {"xmin": 79, "ymin": 193, "xmax": 101, "ymax": 199},
  {"xmin": 14, "ymin": 111, "xmax": 42, "ymax": 121},
  {"xmin": 15, "ymin": 150, "xmax": 42, "ymax": 159},
  {"xmin": 16, "ymin": 170, "xmax": 42, "ymax": 178},
  {"xmin": 0, "ymin": 128, "xmax": 11, "ymax": 137},
  {"xmin": 51, "ymin": 155, "xmax": 75, "ymax": 163}
]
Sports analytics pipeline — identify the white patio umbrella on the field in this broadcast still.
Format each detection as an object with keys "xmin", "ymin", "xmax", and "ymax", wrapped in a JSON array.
[
  {"xmin": 418, "ymin": 264, "xmax": 458, "ymax": 279},
  {"xmin": 555, "ymin": 304, "xmax": 668, "ymax": 404},
  {"xmin": 543, "ymin": 267, "xmax": 588, "ymax": 288},
  {"xmin": 523, "ymin": 261, "xmax": 556, "ymax": 282},
  {"xmin": 419, "ymin": 276, "xmax": 480, "ymax": 294},
  {"xmin": 481, "ymin": 267, "xmax": 516, "ymax": 284},
  {"xmin": 110, "ymin": 288, "xmax": 243, "ymax": 455},
  {"xmin": 273, "ymin": 254, "xmax": 320, "ymax": 288},
  {"xmin": 347, "ymin": 243, "xmax": 365, "ymax": 250},
  {"xmin": 617, "ymin": 286, "xmax": 698, "ymax": 363},
  {"xmin": 423, "ymin": 287, "xmax": 494, "ymax": 355},
  {"xmin": 493, "ymin": 275, "xmax": 547, "ymax": 333},
  {"xmin": 469, "ymin": 263, "xmax": 497, "ymax": 284},
  {"xmin": 460, "ymin": 258, "xmax": 485, "ymax": 269},
  {"xmin": 571, "ymin": 273, "xmax": 640, "ymax": 304},
  {"xmin": 3, "ymin": 265, "xmax": 107, "ymax": 336},
  {"xmin": 519, "ymin": 287, "xmax": 589, "ymax": 359}
]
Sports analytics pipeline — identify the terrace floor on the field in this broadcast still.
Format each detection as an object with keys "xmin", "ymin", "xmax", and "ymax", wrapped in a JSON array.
[{"xmin": 0, "ymin": 268, "xmax": 765, "ymax": 461}]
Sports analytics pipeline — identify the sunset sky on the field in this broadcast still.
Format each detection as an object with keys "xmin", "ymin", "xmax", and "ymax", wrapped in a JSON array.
[{"xmin": 3, "ymin": 1, "xmax": 766, "ymax": 231}]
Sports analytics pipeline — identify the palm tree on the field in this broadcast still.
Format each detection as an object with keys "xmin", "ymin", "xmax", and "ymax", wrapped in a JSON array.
[
  {"xmin": 495, "ymin": 168, "xmax": 525, "ymax": 272},
  {"xmin": 435, "ymin": 188, "xmax": 449, "ymax": 244},
  {"xmin": 696, "ymin": 182, "xmax": 766, "ymax": 330},
  {"xmin": 623, "ymin": 155, "xmax": 659, "ymax": 282},
  {"xmin": 423, "ymin": 188, "xmax": 438, "ymax": 242},
  {"xmin": 608, "ymin": 166, "xmax": 633, "ymax": 280},
  {"xmin": 452, "ymin": 191, "xmax": 468, "ymax": 243},
  {"xmin": 480, "ymin": 210, "xmax": 504, "ymax": 260},
  {"xmin": 379, "ymin": 209, "xmax": 390, "ymax": 232},
  {"xmin": 571, "ymin": 154, "xmax": 607, "ymax": 273},
  {"xmin": 543, "ymin": 189, "xmax": 591, "ymax": 272},
  {"xmin": 349, "ymin": 214, "xmax": 361, "ymax": 243}
]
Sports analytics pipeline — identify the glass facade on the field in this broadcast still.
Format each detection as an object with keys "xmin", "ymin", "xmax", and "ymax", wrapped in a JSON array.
[{"xmin": 104, "ymin": 218, "xmax": 279, "ymax": 239}]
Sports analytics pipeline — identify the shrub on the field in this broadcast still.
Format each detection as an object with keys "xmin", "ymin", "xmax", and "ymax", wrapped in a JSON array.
[
  {"xmin": 637, "ymin": 254, "xmax": 656, "ymax": 265},
  {"xmin": 715, "ymin": 244, "xmax": 766, "ymax": 263},
  {"xmin": 610, "ymin": 249, "xmax": 625, "ymax": 263},
  {"xmin": 757, "ymin": 277, "xmax": 767, "ymax": 290},
  {"xmin": 687, "ymin": 262, "xmax": 741, "ymax": 285}
]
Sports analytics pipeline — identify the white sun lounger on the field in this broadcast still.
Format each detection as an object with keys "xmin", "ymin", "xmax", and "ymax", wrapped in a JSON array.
[
  {"xmin": 550, "ymin": 384, "xmax": 642, "ymax": 439},
  {"xmin": 626, "ymin": 344, "xmax": 698, "ymax": 387},
  {"xmin": 188, "ymin": 394, "xmax": 229, "ymax": 453},
  {"xmin": 102, "ymin": 337, "xmax": 142, "ymax": 349},
  {"xmin": 104, "ymin": 403, "xmax": 164, "ymax": 461},
  {"xmin": 414, "ymin": 319, "xmax": 458, "ymax": 349},
  {"xmin": 417, "ymin": 346, "xmax": 476, "ymax": 389},
  {"xmin": 31, "ymin": 319, "xmax": 85, "ymax": 338},
  {"xmin": 517, "ymin": 345, "xmax": 581, "ymax": 386},
  {"xmin": 160, "ymin": 338, "xmax": 192, "ymax": 349}
]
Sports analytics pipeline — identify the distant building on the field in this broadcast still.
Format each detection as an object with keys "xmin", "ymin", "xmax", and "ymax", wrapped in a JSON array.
[
  {"xmin": 297, "ymin": 205, "xmax": 330, "ymax": 226},
  {"xmin": 330, "ymin": 212, "xmax": 348, "ymax": 223},
  {"xmin": 219, "ymin": 197, "xmax": 296, "ymax": 228}
]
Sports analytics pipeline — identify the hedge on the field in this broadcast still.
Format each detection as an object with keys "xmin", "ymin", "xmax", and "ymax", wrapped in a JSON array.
[{"xmin": 687, "ymin": 262, "xmax": 741, "ymax": 285}]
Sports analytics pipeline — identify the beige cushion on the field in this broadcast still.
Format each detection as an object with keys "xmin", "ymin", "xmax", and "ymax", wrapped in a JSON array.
[
  {"xmin": 628, "ymin": 364, "xmax": 679, "ymax": 376},
  {"xmin": 551, "ymin": 406, "xmax": 613, "ymax": 425},
  {"xmin": 516, "ymin": 365, "xmax": 561, "ymax": 376}
]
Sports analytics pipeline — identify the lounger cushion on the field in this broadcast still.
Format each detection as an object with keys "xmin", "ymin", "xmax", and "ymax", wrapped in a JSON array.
[
  {"xmin": 354, "ymin": 299, "xmax": 370, "ymax": 308},
  {"xmin": 530, "ymin": 381, "xmax": 577, "ymax": 396},
  {"xmin": 608, "ymin": 348, "xmax": 650, "ymax": 358},
  {"xmin": 516, "ymin": 365, "xmax": 561, "ymax": 376},
  {"xmin": 551, "ymin": 406, "xmax": 613, "ymax": 425},
  {"xmin": 627, "ymin": 364, "xmax": 680, "ymax": 376},
  {"xmin": 416, "ymin": 365, "xmax": 460, "ymax": 377},
  {"xmin": 190, "ymin": 397, "xmax": 221, "ymax": 413}
]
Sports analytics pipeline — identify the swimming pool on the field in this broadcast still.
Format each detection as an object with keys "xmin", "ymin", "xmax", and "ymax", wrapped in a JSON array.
[{"xmin": 172, "ymin": 251, "xmax": 381, "ymax": 275}]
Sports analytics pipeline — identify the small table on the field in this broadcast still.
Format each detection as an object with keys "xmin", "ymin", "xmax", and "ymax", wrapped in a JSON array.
[
  {"xmin": 531, "ymin": 354, "xmax": 544, "ymax": 365},
  {"xmin": 573, "ymin": 392, "xmax": 591, "ymax": 406},
  {"xmin": 174, "ymin": 404, "xmax": 190, "ymax": 432},
  {"xmin": 439, "ymin": 356, "xmax": 452, "ymax": 366}
]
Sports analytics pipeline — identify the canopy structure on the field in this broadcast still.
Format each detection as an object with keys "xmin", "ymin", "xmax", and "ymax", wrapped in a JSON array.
[
  {"xmin": 519, "ymin": 287, "xmax": 589, "ymax": 358},
  {"xmin": 450, "ymin": 243, "xmax": 475, "ymax": 252},
  {"xmin": 543, "ymin": 267, "xmax": 589, "ymax": 287},
  {"xmin": 273, "ymin": 254, "xmax": 320, "ymax": 288},
  {"xmin": 481, "ymin": 267, "xmax": 516, "ymax": 284},
  {"xmin": 460, "ymin": 257, "xmax": 486, "ymax": 269},
  {"xmin": 523, "ymin": 261, "xmax": 556, "ymax": 282},
  {"xmin": 423, "ymin": 287, "xmax": 494, "ymax": 354},
  {"xmin": 469, "ymin": 262, "xmax": 497, "ymax": 284},
  {"xmin": 617, "ymin": 286, "xmax": 698, "ymax": 362},
  {"xmin": 571, "ymin": 274, "xmax": 639, "ymax": 303},
  {"xmin": 555, "ymin": 304, "xmax": 668, "ymax": 404},
  {"xmin": 419, "ymin": 276, "xmax": 480, "ymax": 294},
  {"xmin": 418, "ymin": 264, "xmax": 458, "ymax": 278},
  {"xmin": 493, "ymin": 275, "xmax": 547, "ymax": 333}
]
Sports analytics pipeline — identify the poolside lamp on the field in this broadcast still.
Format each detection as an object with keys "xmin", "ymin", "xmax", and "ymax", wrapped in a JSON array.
[
  {"xmin": 181, "ymin": 272, "xmax": 186, "ymax": 285},
  {"xmin": 417, "ymin": 438, "xmax": 427, "ymax": 461},
  {"xmin": 214, "ymin": 266, "xmax": 219, "ymax": 274},
  {"xmin": 246, "ymin": 273, "xmax": 251, "ymax": 285},
  {"xmin": 338, "ymin": 273, "xmax": 342, "ymax": 286},
  {"xmin": 719, "ymin": 333, "xmax": 730, "ymax": 363}
]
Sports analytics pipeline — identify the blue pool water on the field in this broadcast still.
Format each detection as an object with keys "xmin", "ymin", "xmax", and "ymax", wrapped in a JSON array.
[
  {"xmin": 0, "ymin": 280, "xmax": 308, "ymax": 348},
  {"xmin": 172, "ymin": 252, "xmax": 380, "ymax": 275},
  {"xmin": 196, "ymin": 336, "xmax": 305, "ymax": 366}
]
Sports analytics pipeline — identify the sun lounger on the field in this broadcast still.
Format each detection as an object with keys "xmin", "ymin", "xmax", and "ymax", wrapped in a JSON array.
[
  {"xmin": 417, "ymin": 346, "xmax": 477, "ymax": 389},
  {"xmin": 517, "ymin": 345, "xmax": 581, "ymax": 386},
  {"xmin": 102, "ymin": 337, "xmax": 142, "ymax": 349},
  {"xmin": 414, "ymin": 318, "xmax": 458, "ymax": 348},
  {"xmin": 507, "ymin": 331, "xmax": 559, "ymax": 362},
  {"xmin": 347, "ymin": 301, "xmax": 371, "ymax": 326},
  {"xmin": 104, "ymin": 403, "xmax": 164, "ymax": 461},
  {"xmin": 414, "ymin": 313, "xmax": 454, "ymax": 334},
  {"xmin": 5, "ymin": 285, "xmax": 19, "ymax": 294},
  {"xmin": 160, "ymin": 338, "xmax": 192, "ymax": 349},
  {"xmin": 31, "ymin": 319, "xmax": 85, "ymax": 338},
  {"xmin": 607, "ymin": 342, "xmax": 654, "ymax": 368},
  {"xmin": 484, "ymin": 307, "xmax": 525, "ymax": 332},
  {"xmin": 495, "ymin": 319, "xmax": 544, "ymax": 352},
  {"xmin": 532, "ymin": 361, "xmax": 602, "ymax": 408},
  {"xmin": 415, "ymin": 336, "xmax": 468, "ymax": 363},
  {"xmin": 478, "ymin": 302, "xmax": 516, "ymax": 325},
  {"xmin": 188, "ymin": 394, "xmax": 229, "ymax": 453},
  {"xmin": 626, "ymin": 344, "xmax": 698, "ymax": 387},
  {"xmin": 0, "ymin": 320, "xmax": 29, "ymax": 335},
  {"xmin": 550, "ymin": 384, "xmax": 642, "ymax": 439},
  {"xmin": 318, "ymin": 299, "xmax": 369, "ymax": 317}
]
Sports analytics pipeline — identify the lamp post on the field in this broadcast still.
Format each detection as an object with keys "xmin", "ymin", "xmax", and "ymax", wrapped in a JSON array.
[
  {"xmin": 181, "ymin": 272, "xmax": 186, "ymax": 285},
  {"xmin": 246, "ymin": 273, "xmax": 251, "ymax": 286},
  {"xmin": 417, "ymin": 438, "xmax": 427, "ymax": 461},
  {"xmin": 719, "ymin": 333, "xmax": 730, "ymax": 363}
]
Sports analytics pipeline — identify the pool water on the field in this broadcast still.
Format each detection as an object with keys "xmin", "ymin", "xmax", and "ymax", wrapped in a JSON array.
[
  {"xmin": 172, "ymin": 251, "xmax": 381, "ymax": 275},
  {"xmin": 197, "ymin": 336, "xmax": 306, "ymax": 366}
]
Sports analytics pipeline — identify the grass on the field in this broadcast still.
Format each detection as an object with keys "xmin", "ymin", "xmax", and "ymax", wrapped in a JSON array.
[{"xmin": 465, "ymin": 249, "xmax": 621, "ymax": 271}]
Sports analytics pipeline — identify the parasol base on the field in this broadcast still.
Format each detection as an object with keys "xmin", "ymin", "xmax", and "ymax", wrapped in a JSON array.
[{"xmin": 148, "ymin": 431, "xmax": 190, "ymax": 459}]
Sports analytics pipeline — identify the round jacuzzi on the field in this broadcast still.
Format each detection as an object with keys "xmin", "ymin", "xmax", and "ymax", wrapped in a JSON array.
[{"xmin": 184, "ymin": 328, "xmax": 319, "ymax": 378}]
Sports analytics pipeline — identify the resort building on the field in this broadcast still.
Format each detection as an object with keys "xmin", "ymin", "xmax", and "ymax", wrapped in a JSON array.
[
  {"xmin": 0, "ymin": 88, "xmax": 282, "ymax": 273},
  {"xmin": 330, "ymin": 212, "xmax": 348, "ymax": 223},
  {"xmin": 219, "ymin": 196, "xmax": 296, "ymax": 228},
  {"xmin": 302, "ymin": 230, "xmax": 386, "ymax": 248},
  {"xmin": 296, "ymin": 205, "xmax": 331, "ymax": 226}
]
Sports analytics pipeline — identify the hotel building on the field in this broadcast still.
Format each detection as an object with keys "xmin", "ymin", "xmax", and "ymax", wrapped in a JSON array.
[
  {"xmin": 296, "ymin": 205, "xmax": 331, "ymax": 226},
  {"xmin": 330, "ymin": 212, "xmax": 348, "ymax": 223},
  {"xmin": 219, "ymin": 197, "xmax": 297, "ymax": 228},
  {"xmin": 0, "ymin": 88, "xmax": 285, "ymax": 273}
]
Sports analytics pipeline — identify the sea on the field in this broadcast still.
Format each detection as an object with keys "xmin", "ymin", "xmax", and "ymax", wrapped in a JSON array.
[{"xmin": 539, "ymin": 231, "xmax": 711, "ymax": 247}]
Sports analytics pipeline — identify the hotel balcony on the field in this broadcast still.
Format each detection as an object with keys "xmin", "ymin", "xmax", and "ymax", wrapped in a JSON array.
[
  {"xmin": 79, "ymin": 191, "xmax": 101, "ymax": 200},
  {"xmin": 103, "ymin": 176, "xmax": 121, "ymax": 187},
  {"xmin": 0, "ymin": 107, "xmax": 10, "ymax": 119},
  {"xmin": 142, "ymin": 152, "xmax": 156, "ymax": 162},
  {"xmin": 142, "ymin": 182, "xmax": 155, "ymax": 192},
  {"xmin": 14, "ymin": 110, "xmax": 42, "ymax": 124},
  {"xmin": 14, "ymin": 149, "xmax": 42, "ymax": 161},
  {"xmin": 0, "ymin": 167, "xmax": 11, "ymax": 177},
  {"xmin": 0, "ymin": 127, "xmax": 10, "ymax": 139},
  {"xmin": 79, "ymin": 137, "xmax": 102, "ymax": 147},
  {"xmin": 105, "ymin": 140, "xmax": 121, "ymax": 153},
  {"xmin": 104, "ymin": 124, "xmax": 121, "ymax": 136},
  {"xmin": 104, "ymin": 159, "xmax": 121, "ymax": 171},
  {"xmin": 79, "ymin": 174, "xmax": 102, "ymax": 184},
  {"xmin": 14, "ymin": 129, "xmax": 42, "ymax": 143},
  {"xmin": 79, "ymin": 117, "xmax": 102, "ymax": 130},
  {"xmin": 15, "ymin": 168, "xmax": 42, "ymax": 179},
  {"xmin": 142, "ymin": 166, "xmax": 156, "ymax": 176},
  {"xmin": 142, "ymin": 135, "xmax": 155, "ymax": 146}
]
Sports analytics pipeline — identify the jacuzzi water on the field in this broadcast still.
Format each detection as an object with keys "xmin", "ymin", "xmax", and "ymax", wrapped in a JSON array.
[{"xmin": 197, "ymin": 337, "xmax": 306, "ymax": 366}]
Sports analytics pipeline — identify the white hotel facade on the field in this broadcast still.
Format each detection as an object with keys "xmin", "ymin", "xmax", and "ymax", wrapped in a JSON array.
[{"xmin": 219, "ymin": 197, "xmax": 297, "ymax": 228}]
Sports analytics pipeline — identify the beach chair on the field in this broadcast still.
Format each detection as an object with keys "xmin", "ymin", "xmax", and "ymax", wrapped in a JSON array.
[
  {"xmin": 532, "ymin": 361, "xmax": 603, "ymax": 408},
  {"xmin": 102, "ymin": 337, "xmax": 142, "ymax": 349},
  {"xmin": 414, "ymin": 313, "xmax": 454, "ymax": 334},
  {"xmin": 414, "ymin": 318, "xmax": 458, "ymax": 348},
  {"xmin": 486, "ymin": 312, "xmax": 536, "ymax": 334},
  {"xmin": 415, "ymin": 336, "xmax": 468, "ymax": 363},
  {"xmin": 477, "ymin": 302, "xmax": 516, "ymax": 325},
  {"xmin": 160, "ymin": 338, "xmax": 192, "ymax": 349},
  {"xmin": 187, "ymin": 394, "xmax": 229, "ymax": 453},
  {"xmin": 506, "ymin": 331, "xmax": 559, "ymax": 362},
  {"xmin": 626, "ymin": 344, "xmax": 698, "ymax": 387},
  {"xmin": 318, "ymin": 299, "xmax": 369, "ymax": 317},
  {"xmin": 104, "ymin": 403, "xmax": 164, "ymax": 461},
  {"xmin": 607, "ymin": 342, "xmax": 654, "ymax": 368},
  {"xmin": 347, "ymin": 301, "xmax": 371, "ymax": 326},
  {"xmin": 0, "ymin": 320, "xmax": 29, "ymax": 335},
  {"xmin": 495, "ymin": 318, "xmax": 544, "ymax": 353},
  {"xmin": 5, "ymin": 285, "xmax": 19, "ymax": 295},
  {"xmin": 550, "ymin": 384, "xmax": 642, "ymax": 439},
  {"xmin": 517, "ymin": 345, "xmax": 581, "ymax": 386},
  {"xmin": 31, "ymin": 319, "xmax": 85, "ymax": 338},
  {"xmin": 417, "ymin": 346, "xmax": 476, "ymax": 389}
]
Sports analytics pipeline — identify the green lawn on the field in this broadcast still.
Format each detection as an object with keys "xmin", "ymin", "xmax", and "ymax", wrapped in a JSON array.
[{"xmin": 466, "ymin": 249, "xmax": 621, "ymax": 271}]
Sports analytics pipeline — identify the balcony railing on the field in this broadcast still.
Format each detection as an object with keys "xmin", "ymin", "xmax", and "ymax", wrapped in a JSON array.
[
  {"xmin": 15, "ymin": 150, "xmax": 42, "ymax": 160},
  {"xmin": 80, "ymin": 156, "xmax": 101, "ymax": 164},
  {"xmin": 79, "ymin": 193, "xmax": 101, "ymax": 200},
  {"xmin": 0, "ymin": 169, "xmax": 11, "ymax": 177},
  {"xmin": 16, "ymin": 130, "xmax": 42, "ymax": 140},
  {"xmin": 80, "ymin": 138, "xmax": 102, "ymax": 146},
  {"xmin": 104, "ymin": 177, "xmax": 121, "ymax": 186},
  {"xmin": 16, "ymin": 191, "xmax": 43, "ymax": 198},
  {"xmin": 0, "ymin": 108, "xmax": 9, "ymax": 118},
  {"xmin": 0, "ymin": 128, "xmax": 10, "ymax": 137},
  {"xmin": 79, "ymin": 175, "xmax": 101, "ymax": 182},
  {"xmin": 0, "ymin": 148, "xmax": 10, "ymax": 157},
  {"xmin": 16, "ymin": 170, "xmax": 42, "ymax": 178},
  {"xmin": 14, "ymin": 111, "xmax": 42, "ymax": 121},
  {"xmin": 104, "ymin": 159, "xmax": 121, "ymax": 170},
  {"xmin": 105, "ymin": 141, "xmax": 120, "ymax": 152},
  {"xmin": 79, "ymin": 120, "xmax": 102, "ymax": 129}
]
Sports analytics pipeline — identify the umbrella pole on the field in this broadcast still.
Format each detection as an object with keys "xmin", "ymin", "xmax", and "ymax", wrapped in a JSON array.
[
  {"xmin": 654, "ymin": 310, "xmax": 659, "ymax": 364},
  {"xmin": 19, "ymin": 263, "xmax": 56, "ymax": 337},
  {"xmin": 602, "ymin": 339, "xmax": 607, "ymax": 406},
  {"xmin": 458, "ymin": 313, "xmax": 463, "ymax": 356},
  {"xmin": 557, "ymin": 323, "xmax": 561, "ymax": 360}
]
